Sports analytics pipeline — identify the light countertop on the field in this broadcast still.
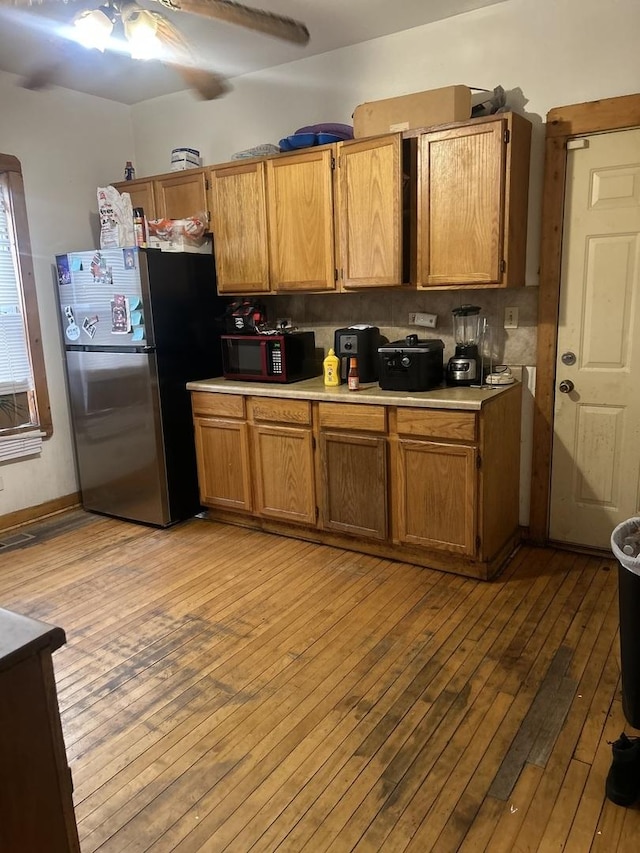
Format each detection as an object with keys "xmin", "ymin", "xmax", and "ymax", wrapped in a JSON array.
[{"xmin": 187, "ymin": 375, "xmax": 519, "ymax": 411}]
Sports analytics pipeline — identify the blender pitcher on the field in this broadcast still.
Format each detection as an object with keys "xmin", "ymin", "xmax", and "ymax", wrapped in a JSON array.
[{"xmin": 446, "ymin": 305, "xmax": 483, "ymax": 386}]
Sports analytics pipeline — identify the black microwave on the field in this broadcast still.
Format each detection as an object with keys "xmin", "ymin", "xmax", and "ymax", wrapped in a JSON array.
[{"xmin": 221, "ymin": 331, "xmax": 318, "ymax": 383}]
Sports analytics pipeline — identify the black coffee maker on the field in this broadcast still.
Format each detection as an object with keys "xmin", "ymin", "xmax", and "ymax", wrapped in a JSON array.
[{"xmin": 334, "ymin": 326, "xmax": 381, "ymax": 383}]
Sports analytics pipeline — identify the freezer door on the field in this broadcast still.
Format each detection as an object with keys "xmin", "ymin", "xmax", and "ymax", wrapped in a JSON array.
[
  {"xmin": 56, "ymin": 248, "xmax": 147, "ymax": 347},
  {"xmin": 66, "ymin": 349, "xmax": 171, "ymax": 525}
]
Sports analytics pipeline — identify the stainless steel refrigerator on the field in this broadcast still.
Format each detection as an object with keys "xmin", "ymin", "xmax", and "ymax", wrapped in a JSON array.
[{"xmin": 55, "ymin": 246, "xmax": 224, "ymax": 526}]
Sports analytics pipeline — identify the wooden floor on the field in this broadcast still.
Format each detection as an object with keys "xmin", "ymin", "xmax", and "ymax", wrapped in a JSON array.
[{"xmin": 1, "ymin": 510, "xmax": 639, "ymax": 852}]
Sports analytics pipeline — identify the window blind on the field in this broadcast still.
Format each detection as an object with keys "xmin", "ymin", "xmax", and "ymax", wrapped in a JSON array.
[{"xmin": 0, "ymin": 178, "xmax": 34, "ymax": 393}]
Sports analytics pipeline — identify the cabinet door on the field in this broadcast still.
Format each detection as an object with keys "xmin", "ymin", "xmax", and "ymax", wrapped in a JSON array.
[
  {"xmin": 417, "ymin": 119, "xmax": 506, "ymax": 287},
  {"xmin": 209, "ymin": 161, "xmax": 270, "ymax": 294},
  {"xmin": 266, "ymin": 148, "xmax": 336, "ymax": 292},
  {"xmin": 319, "ymin": 431, "xmax": 387, "ymax": 539},
  {"xmin": 154, "ymin": 170, "xmax": 208, "ymax": 221},
  {"xmin": 252, "ymin": 424, "xmax": 316, "ymax": 524},
  {"xmin": 193, "ymin": 417, "xmax": 252, "ymax": 512},
  {"xmin": 112, "ymin": 179, "xmax": 156, "ymax": 219},
  {"xmin": 395, "ymin": 439, "xmax": 477, "ymax": 555},
  {"xmin": 337, "ymin": 134, "xmax": 403, "ymax": 288}
]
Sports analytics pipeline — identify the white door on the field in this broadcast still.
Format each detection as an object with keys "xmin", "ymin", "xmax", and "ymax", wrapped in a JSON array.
[{"xmin": 549, "ymin": 128, "xmax": 640, "ymax": 549}]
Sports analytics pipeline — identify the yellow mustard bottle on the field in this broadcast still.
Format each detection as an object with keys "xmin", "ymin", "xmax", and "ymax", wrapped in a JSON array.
[{"xmin": 323, "ymin": 347, "xmax": 340, "ymax": 386}]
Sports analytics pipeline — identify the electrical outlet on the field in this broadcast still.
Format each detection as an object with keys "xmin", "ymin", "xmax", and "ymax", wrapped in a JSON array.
[
  {"xmin": 415, "ymin": 312, "xmax": 438, "ymax": 328},
  {"xmin": 409, "ymin": 312, "xmax": 438, "ymax": 328},
  {"xmin": 504, "ymin": 307, "xmax": 519, "ymax": 329}
]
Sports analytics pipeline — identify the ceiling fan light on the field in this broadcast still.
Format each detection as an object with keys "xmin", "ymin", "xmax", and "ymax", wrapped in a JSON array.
[
  {"xmin": 123, "ymin": 10, "xmax": 161, "ymax": 61},
  {"xmin": 72, "ymin": 9, "xmax": 114, "ymax": 53}
]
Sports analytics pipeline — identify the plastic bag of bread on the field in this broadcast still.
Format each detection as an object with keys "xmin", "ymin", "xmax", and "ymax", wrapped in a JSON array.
[
  {"xmin": 147, "ymin": 213, "xmax": 210, "ymax": 252},
  {"xmin": 97, "ymin": 186, "xmax": 135, "ymax": 248}
]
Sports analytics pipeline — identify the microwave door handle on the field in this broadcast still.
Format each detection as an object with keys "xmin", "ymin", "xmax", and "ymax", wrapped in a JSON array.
[{"xmin": 261, "ymin": 338, "xmax": 269, "ymax": 378}]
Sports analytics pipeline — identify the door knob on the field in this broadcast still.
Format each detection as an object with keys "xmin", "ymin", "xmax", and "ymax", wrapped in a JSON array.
[{"xmin": 558, "ymin": 379, "xmax": 575, "ymax": 394}]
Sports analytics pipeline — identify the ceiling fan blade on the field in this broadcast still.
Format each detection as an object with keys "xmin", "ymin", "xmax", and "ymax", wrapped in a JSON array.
[
  {"xmin": 150, "ymin": 12, "xmax": 230, "ymax": 99},
  {"xmin": 158, "ymin": 0, "xmax": 310, "ymax": 45},
  {"xmin": 167, "ymin": 63, "xmax": 229, "ymax": 99},
  {"xmin": 21, "ymin": 60, "xmax": 65, "ymax": 91}
]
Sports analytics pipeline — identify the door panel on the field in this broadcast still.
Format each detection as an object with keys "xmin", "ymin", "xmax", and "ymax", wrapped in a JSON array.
[
  {"xmin": 319, "ymin": 431, "xmax": 387, "ymax": 539},
  {"xmin": 252, "ymin": 424, "xmax": 316, "ymax": 524},
  {"xmin": 193, "ymin": 417, "xmax": 252, "ymax": 511},
  {"xmin": 266, "ymin": 149, "xmax": 336, "ymax": 292},
  {"xmin": 550, "ymin": 128, "xmax": 640, "ymax": 547},
  {"xmin": 418, "ymin": 121, "xmax": 505, "ymax": 286},
  {"xmin": 338, "ymin": 135, "xmax": 403, "ymax": 288},
  {"xmin": 66, "ymin": 349, "xmax": 169, "ymax": 525},
  {"xmin": 154, "ymin": 171, "xmax": 208, "ymax": 220},
  {"xmin": 396, "ymin": 439, "xmax": 476, "ymax": 554},
  {"xmin": 209, "ymin": 162, "xmax": 270, "ymax": 293}
]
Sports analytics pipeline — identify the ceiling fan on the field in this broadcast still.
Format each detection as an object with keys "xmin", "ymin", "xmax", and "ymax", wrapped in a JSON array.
[{"xmin": 1, "ymin": 0, "xmax": 310, "ymax": 99}]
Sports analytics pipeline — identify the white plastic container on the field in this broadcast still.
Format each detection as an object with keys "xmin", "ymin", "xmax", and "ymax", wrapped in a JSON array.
[{"xmin": 170, "ymin": 147, "xmax": 202, "ymax": 170}]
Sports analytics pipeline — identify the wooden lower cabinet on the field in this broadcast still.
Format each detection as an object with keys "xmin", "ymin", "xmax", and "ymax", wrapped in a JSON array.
[
  {"xmin": 249, "ymin": 396, "xmax": 316, "ymax": 525},
  {"xmin": 316, "ymin": 401, "xmax": 388, "ymax": 540},
  {"xmin": 0, "ymin": 609, "xmax": 80, "ymax": 852},
  {"xmin": 252, "ymin": 423, "xmax": 316, "ymax": 524},
  {"xmin": 394, "ymin": 439, "xmax": 476, "ymax": 553},
  {"xmin": 319, "ymin": 430, "xmax": 388, "ymax": 539},
  {"xmin": 193, "ymin": 417, "xmax": 252, "ymax": 512},
  {"xmin": 190, "ymin": 385, "xmax": 522, "ymax": 579},
  {"xmin": 191, "ymin": 392, "xmax": 252, "ymax": 512}
]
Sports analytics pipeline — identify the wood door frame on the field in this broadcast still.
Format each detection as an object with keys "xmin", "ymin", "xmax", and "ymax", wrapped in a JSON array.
[{"xmin": 529, "ymin": 93, "xmax": 640, "ymax": 543}]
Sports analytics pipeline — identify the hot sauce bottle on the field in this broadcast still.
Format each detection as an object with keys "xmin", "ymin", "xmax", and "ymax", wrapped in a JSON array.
[{"xmin": 347, "ymin": 356, "xmax": 359, "ymax": 391}]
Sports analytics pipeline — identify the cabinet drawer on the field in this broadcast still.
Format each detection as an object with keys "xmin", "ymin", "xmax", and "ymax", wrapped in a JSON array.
[
  {"xmin": 319, "ymin": 403, "xmax": 386, "ymax": 433},
  {"xmin": 396, "ymin": 408, "xmax": 476, "ymax": 441},
  {"xmin": 191, "ymin": 392, "xmax": 245, "ymax": 419},
  {"xmin": 250, "ymin": 397, "xmax": 311, "ymax": 425}
]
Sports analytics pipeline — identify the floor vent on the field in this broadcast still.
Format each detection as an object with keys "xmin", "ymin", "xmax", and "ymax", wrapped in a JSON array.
[{"xmin": 0, "ymin": 532, "xmax": 36, "ymax": 550}]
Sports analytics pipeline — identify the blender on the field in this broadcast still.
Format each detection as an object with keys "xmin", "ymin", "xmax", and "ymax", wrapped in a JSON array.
[{"xmin": 446, "ymin": 304, "xmax": 483, "ymax": 386}]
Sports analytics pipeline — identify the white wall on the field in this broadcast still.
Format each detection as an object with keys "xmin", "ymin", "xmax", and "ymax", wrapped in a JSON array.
[
  {"xmin": 0, "ymin": 72, "xmax": 134, "ymax": 517},
  {"xmin": 1, "ymin": 0, "xmax": 639, "ymax": 517}
]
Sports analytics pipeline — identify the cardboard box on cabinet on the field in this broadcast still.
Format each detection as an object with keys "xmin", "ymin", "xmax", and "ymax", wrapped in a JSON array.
[{"xmin": 352, "ymin": 85, "xmax": 473, "ymax": 138}]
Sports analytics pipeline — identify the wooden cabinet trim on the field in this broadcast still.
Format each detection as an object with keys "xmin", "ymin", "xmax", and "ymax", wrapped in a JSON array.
[
  {"xmin": 249, "ymin": 397, "xmax": 311, "ymax": 425},
  {"xmin": 318, "ymin": 402, "xmax": 386, "ymax": 432},
  {"xmin": 395, "ymin": 408, "xmax": 477, "ymax": 442},
  {"xmin": 191, "ymin": 392, "xmax": 245, "ymax": 419}
]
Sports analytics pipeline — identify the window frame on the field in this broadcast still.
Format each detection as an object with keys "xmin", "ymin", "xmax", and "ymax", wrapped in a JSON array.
[{"xmin": 0, "ymin": 153, "xmax": 52, "ymax": 438}]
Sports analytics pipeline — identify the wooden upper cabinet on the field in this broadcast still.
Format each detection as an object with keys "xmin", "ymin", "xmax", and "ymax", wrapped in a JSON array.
[
  {"xmin": 112, "ymin": 178, "xmax": 156, "ymax": 220},
  {"xmin": 337, "ymin": 134, "xmax": 403, "ymax": 288},
  {"xmin": 416, "ymin": 113, "xmax": 531, "ymax": 289},
  {"xmin": 153, "ymin": 169, "xmax": 208, "ymax": 221},
  {"xmin": 209, "ymin": 161, "xmax": 270, "ymax": 294},
  {"xmin": 266, "ymin": 147, "xmax": 337, "ymax": 292}
]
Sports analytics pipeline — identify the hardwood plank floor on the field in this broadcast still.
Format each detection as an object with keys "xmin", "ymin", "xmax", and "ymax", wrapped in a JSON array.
[{"xmin": 1, "ymin": 509, "xmax": 638, "ymax": 852}]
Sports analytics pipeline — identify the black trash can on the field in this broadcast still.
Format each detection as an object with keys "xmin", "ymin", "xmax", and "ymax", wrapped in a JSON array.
[{"xmin": 611, "ymin": 518, "xmax": 640, "ymax": 728}]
